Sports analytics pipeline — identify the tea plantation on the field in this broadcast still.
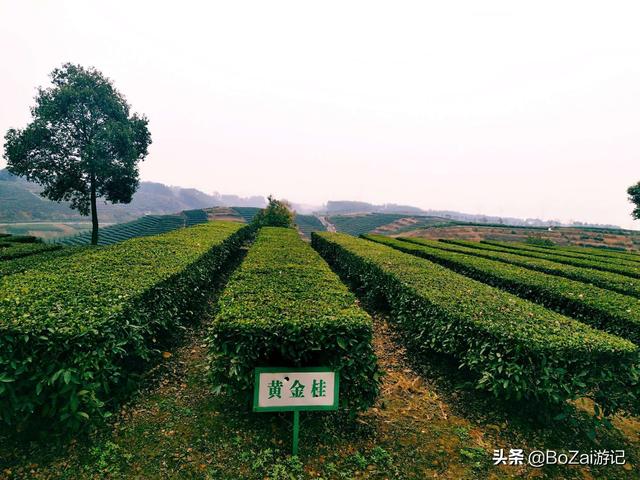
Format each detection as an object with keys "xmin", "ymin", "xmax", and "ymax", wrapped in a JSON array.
[
  {"xmin": 55, "ymin": 211, "xmax": 205, "ymax": 246},
  {"xmin": 1, "ymin": 223, "xmax": 639, "ymax": 479},
  {"xmin": 0, "ymin": 232, "xmax": 61, "ymax": 260}
]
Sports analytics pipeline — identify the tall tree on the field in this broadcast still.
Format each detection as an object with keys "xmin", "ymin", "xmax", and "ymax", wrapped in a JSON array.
[
  {"xmin": 252, "ymin": 195, "xmax": 295, "ymax": 228},
  {"xmin": 628, "ymin": 182, "xmax": 640, "ymax": 220},
  {"xmin": 3, "ymin": 63, "xmax": 151, "ymax": 244}
]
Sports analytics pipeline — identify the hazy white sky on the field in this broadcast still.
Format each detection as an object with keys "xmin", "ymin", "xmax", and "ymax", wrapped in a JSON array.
[{"xmin": 1, "ymin": 1, "xmax": 639, "ymax": 228}]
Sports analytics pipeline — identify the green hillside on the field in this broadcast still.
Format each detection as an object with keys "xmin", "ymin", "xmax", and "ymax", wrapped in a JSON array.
[
  {"xmin": 55, "ymin": 211, "xmax": 208, "ymax": 246},
  {"xmin": 295, "ymin": 214, "xmax": 326, "ymax": 237},
  {"xmin": 328, "ymin": 213, "xmax": 453, "ymax": 236},
  {"xmin": 0, "ymin": 169, "xmax": 265, "ymax": 223}
]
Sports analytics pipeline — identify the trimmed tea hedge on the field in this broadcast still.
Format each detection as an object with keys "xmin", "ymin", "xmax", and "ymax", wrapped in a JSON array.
[
  {"xmin": 494, "ymin": 241, "xmax": 640, "ymax": 268},
  {"xmin": 550, "ymin": 245, "xmax": 640, "ymax": 264},
  {"xmin": 401, "ymin": 238, "xmax": 640, "ymax": 299},
  {"xmin": 0, "ymin": 242, "xmax": 61, "ymax": 261},
  {"xmin": 0, "ymin": 221, "xmax": 254, "ymax": 428},
  {"xmin": 493, "ymin": 241, "xmax": 640, "ymax": 266},
  {"xmin": 313, "ymin": 232, "xmax": 639, "ymax": 414},
  {"xmin": 208, "ymin": 227, "xmax": 380, "ymax": 412},
  {"xmin": 476, "ymin": 241, "xmax": 640, "ymax": 277},
  {"xmin": 4, "ymin": 235, "xmax": 38, "ymax": 244},
  {"xmin": 0, "ymin": 246, "xmax": 90, "ymax": 278},
  {"xmin": 366, "ymin": 235, "xmax": 640, "ymax": 345}
]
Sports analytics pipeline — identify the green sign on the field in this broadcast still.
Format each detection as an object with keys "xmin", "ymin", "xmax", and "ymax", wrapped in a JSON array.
[{"xmin": 253, "ymin": 367, "xmax": 340, "ymax": 455}]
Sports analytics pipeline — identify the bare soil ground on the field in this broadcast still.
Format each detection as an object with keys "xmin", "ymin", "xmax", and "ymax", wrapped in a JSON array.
[{"xmin": 373, "ymin": 218, "xmax": 418, "ymax": 233}]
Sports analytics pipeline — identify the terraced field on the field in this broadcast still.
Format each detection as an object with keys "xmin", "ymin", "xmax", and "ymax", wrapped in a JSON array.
[
  {"xmin": 55, "ymin": 213, "xmax": 191, "ymax": 246},
  {"xmin": 402, "ymin": 224, "xmax": 640, "ymax": 251},
  {"xmin": 294, "ymin": 214, "xmax": 326, "ymax": 237},
  {"xmin": 35, "ymin": 206, "xmax": 327, "ymax": 247},
  {"xmin": 232, "ymin": 206, "xmax": 261, "ymax": 223},
  {"xmin": 328, "ymin": 213, "xmax": 452, "ymax": 236},
  {"xmin": 52, "ymin": 209, "xmax": 214, "ymax": 246}
]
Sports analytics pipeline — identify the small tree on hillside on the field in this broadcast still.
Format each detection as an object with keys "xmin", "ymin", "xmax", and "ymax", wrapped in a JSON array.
[
  {"xmin": 3, "ymin": 63, "xmax": 151, "ymax": 244},
  {"xmin": 253, "ymin": 195, "xmax": 295, "ymax": 228},
  {"xmin": 628, "ymin": 182, "xmax": 640, "ymax": 220}
]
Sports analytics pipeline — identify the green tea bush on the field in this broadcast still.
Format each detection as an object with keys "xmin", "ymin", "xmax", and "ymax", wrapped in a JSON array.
[
  {"xmin": 525, "ymin": 236, "xmax": 555, "ymax": 247},
  {"xmin": 366, "ymin": 235, "xmax": 640, "ymax": 345},
  {"xmin": 403, "ymin": 238, "xmax": 640, "ymax": 299},
  {"xmin": 0, "ymin": 246, "xmax": 90, "ymax": 277},
  {"xmin": 0, "ymin": 222, "xmax": 254, "ymax": 428},
  {"xmin": 478, "ymin": 240, "xmax": 640, "ymax": 277},
  {"xmin": 208, "ymin": 227, "xmax": 380, "ymax": 412},
  {"xmin": 251, "ymin": 195, "xmax": 295, "ymax": 228},
  {"xmin": 551, "ymin": 244, "xmax": 640, "ymax": 264},
  {"xmin": 489, "ymin": 240, "xmax": 638, "ymax": 264},
  {"xmin": 312, "ymin": 232, "xmax": 639, "ymax": 415},
  {"xmin": 0, "ymin": 242, "xmax": 61, "ymax": 261},
  {"xmin": 4, "ymin": 235, "xmax": 38, "ymax": 243}
]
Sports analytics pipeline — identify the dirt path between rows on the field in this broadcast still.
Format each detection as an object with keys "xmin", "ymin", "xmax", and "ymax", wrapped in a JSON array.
[{"xmin": 318, "ymin": 216, "xmax": 337, "ymax": 233}]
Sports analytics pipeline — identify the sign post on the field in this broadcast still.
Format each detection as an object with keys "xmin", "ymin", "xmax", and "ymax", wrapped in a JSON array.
[
  {"xmin": 253, "ymin": 367, "xmax": 340, "ymax": 456},
  {"xmin": 292, "ymin": 410, "xmax": 300, "ymax": 455}
]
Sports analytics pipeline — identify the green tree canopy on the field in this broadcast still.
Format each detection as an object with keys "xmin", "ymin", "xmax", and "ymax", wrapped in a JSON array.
[
  {"xmin": 252, "ymin": 195, "xmax": 295, "ymax": 228},
  {"xmin": 628, "ymin": 182, "xmax": 640, "ymax": 220},
  {"xmin": 3, "ymin": 63, "xmax": 151, "ymax": 244}
]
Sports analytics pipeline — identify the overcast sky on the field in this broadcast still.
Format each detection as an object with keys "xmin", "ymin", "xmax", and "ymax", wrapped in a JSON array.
[{"xmin": 1, "ymin": 1, "xmax": 639, "ymax": 228}]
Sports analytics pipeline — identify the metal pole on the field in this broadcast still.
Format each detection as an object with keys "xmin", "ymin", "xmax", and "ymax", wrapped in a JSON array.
[{"xmin": 292, "ymin": 410, "xmax": 300, "ymax": 456}]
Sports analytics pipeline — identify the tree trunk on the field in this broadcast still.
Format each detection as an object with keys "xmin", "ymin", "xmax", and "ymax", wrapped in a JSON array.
[{"xmin": 90, "ymin": 173, "xmax": 99, "ymax": 245}]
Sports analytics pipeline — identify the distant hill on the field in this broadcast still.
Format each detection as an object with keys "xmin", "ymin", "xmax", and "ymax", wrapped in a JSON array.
[
  {"xmin": 320, "ymin": 199, "xmax": 620, "ymax": 229},
  {"xmin": 0, "ymin": 169, "xmax": 266, "ymax": 223},
  {"xmin": 324, "ymin": 201, "xmax": 425, "ymax": 215},
  {"xmin": 1, "ymin": 169, "xmax": 622, "ymax": 231},
  {"xmin": 323, "ymin": 212, "xmax": 640, "ymax": 250}
]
